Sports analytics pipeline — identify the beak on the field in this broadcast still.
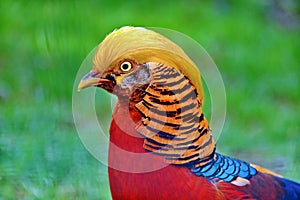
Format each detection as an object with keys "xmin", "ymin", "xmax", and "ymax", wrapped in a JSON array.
[{"xmin": 77, "ymin": 71, "xmax": 110, "ymax": 92}]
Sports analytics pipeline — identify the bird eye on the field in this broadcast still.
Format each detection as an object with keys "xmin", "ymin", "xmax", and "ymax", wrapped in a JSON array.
[{"xmin": 120, "ymin": 61, "xmax": 132, "ymax": 72}]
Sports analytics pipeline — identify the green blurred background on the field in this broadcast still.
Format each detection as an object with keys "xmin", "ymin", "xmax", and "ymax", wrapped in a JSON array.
[{"xmin": 1, "ymin": 0, "xmax": 299, "ymax": 199}]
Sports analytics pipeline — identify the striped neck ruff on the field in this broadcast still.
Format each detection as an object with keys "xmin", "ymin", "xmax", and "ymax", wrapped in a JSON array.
[{"xmin": 130, "ymin": 62, "xmax": 216, "ymax": 168}]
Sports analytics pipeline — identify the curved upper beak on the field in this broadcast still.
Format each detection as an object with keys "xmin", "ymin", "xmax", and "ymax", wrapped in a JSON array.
[{"xmin": 77, "ymin": 71, "xmax": 109, "ymax": 92}]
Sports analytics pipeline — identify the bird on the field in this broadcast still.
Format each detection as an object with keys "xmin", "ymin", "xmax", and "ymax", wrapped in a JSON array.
[{"xmin": 77, "ymin": 26, "xmax": 300, "ymax": 199}]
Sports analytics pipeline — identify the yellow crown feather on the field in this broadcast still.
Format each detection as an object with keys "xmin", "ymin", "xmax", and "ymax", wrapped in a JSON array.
[{"xmin": 93, "ymin": 26, "xmax": 204, "ymax": 101}]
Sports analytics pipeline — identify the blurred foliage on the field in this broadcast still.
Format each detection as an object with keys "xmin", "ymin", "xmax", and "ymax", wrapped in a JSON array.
[{"xmin": 0, "ymin": 0, "xmax": 299, "ymax": 199}]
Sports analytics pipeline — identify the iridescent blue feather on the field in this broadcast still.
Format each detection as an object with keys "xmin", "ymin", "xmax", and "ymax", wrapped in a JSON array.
[{"xmin": 191, "ymin": 153, "xmax": 257, "ymax": 182}]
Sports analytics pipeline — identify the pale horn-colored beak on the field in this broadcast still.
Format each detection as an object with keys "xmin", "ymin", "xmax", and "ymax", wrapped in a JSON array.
[{"xmin": 77, "ymin": 71, "xmax": 110, "ymax": 92}]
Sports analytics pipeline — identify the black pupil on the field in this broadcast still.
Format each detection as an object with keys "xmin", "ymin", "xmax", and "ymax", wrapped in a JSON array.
[{"xmin": 122, "ymin": 63, "xmax": 129, "ymax": 70}]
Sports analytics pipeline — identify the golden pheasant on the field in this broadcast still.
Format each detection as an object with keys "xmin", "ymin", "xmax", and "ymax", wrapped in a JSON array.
[{"xmin": 78, "ymin": 26, "xmax": 300, "ymax": 199}]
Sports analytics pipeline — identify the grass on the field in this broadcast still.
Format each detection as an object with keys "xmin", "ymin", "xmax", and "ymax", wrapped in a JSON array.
[{"xmin": 1, "ymin": 0, "xmax": 299, "ymax": 199}]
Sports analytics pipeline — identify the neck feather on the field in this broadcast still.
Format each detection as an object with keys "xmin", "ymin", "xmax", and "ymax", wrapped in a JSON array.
[{"xmin": 130, "ymin": 63, "xmax": 216, "ymax": 167}]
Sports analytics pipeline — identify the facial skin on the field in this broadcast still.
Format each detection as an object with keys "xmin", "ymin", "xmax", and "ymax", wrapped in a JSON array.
[{"xmin": 111, "ymin": 60, "xmax": 151, "ymax": 97}]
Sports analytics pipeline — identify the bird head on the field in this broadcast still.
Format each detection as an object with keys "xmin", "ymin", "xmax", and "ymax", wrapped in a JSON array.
[
  {"xmin": 78, "ymin": 26, "xmax": 204, "ymax": 101},
  {"xmin": 78, "ymin": 27, "xmax": 215, "ymax": 166}
]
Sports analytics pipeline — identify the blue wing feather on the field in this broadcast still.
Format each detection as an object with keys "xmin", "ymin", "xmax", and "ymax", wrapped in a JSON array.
[
  {"xmin": 191, "ymin": 153, "xmax": 257, "ymax": 182},
  {"xmin": 274, "ymin": 176, "xmax": 300, "ymax": 200}
]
